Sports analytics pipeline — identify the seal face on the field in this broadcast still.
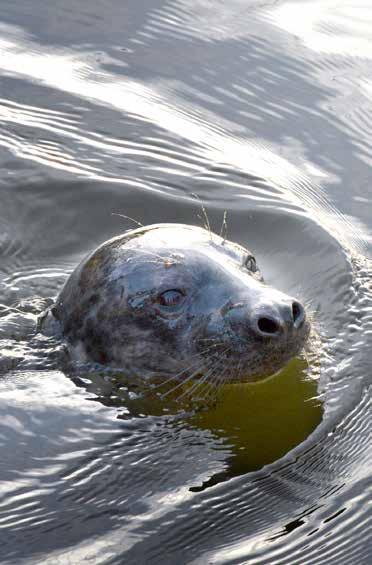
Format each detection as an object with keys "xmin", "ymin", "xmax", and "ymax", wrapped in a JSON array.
[{"xmin": 51, "ymin": 224, "xmax": 310, "ymax": 383}]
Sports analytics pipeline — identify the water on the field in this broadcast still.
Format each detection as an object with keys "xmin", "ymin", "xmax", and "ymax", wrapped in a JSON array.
[{"xmin": 0, "ymin": 1, "xmax": 371, "ymax": 563}]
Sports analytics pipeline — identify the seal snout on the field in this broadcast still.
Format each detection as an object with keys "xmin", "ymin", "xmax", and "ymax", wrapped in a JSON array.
[
  {"xmin": 252, "ymin": 299, "xmax": 305, "ymax": 338},
  {"xmin": 250, "ymin": 300, "xmax": 305, "ymax": 338},
  {"xmin": 225, "ymin": 296, "xmax": 306, "ymax": 341}
]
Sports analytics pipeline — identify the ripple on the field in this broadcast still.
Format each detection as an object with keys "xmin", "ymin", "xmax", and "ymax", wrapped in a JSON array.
[
  {"xmin": 0, "ymin": 23, "xmax": 367, "ymax": 254},
  {"xmin": 270, "ymin": 1, "xmax": 372, "ymax": 59},
  {"xmin": 138, "ymin": 0, "xmax": 263, "ymax": 44}
]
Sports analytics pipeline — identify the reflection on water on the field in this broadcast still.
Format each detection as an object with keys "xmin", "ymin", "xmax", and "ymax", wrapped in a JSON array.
[
  {"xmin": 0, "ymin": 0, "xmax": 371, "ymax": 563},
  {"xmin": 67, "ymin": 356, "xmax": 322, "ymax": 487},
  {"xmin": 191, "ymin": 359, "xmax": 322, "ymax": 485},
  {"xmin": 271, "ymin": 0, "xmax": 372, "ymax": 58}
]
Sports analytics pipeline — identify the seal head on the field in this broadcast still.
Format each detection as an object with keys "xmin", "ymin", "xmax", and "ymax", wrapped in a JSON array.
[{"xmin": 51, "ymin": 224, "xmax": 310, "ymax": 383}]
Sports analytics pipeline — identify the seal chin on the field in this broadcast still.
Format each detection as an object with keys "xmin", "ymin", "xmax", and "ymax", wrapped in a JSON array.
[
  {"xmin": 227, "ymin": 332, "xmax": 310, "ymax": 383},
  {"xmin": 199, "ymin": 323, "xmax": 310, "ymax": 384}
]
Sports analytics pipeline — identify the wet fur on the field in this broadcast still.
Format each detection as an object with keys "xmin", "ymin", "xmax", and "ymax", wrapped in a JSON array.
[{"xmin": 49, "ymin": 224, "xmax": 310, "ymax": 391}]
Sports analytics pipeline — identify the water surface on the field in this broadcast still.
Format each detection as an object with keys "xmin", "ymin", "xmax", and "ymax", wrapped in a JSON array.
[{"xmin": 0, "ymin": 1, "xmax": 371, "ymax": 563}]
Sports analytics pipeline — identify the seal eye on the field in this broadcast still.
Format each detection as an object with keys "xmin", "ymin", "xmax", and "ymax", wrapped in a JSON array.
[
  {"xmin": 244, "ymin": 254, "xmax": 257, "ymax": 272},
  {"xmin": 157, "ymin": 289, "xmax": 185, "ymax": 308}
]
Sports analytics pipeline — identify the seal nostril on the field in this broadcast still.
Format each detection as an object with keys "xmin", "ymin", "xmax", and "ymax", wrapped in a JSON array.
[
  {"xmin": 292, "ymin": 301, "xmax": 304, "ymax": 325},
  {"xmin": 257, "ymin": 316, "xmax": 280, "ymax": 335}
]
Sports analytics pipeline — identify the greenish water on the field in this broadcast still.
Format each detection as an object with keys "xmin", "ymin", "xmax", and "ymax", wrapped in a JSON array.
[{"xmin": 192, "ymin": 359, "xmax": 322, "ymax": 477}]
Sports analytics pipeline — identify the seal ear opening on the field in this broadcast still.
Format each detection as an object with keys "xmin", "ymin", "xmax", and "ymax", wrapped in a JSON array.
[
  {"xmin": 37, "ymin": 306, "xmax": 62, "ymax": 337},
  {"xmin": 51, "ymin": 306, "xmax": 60, "ymax": 320}
]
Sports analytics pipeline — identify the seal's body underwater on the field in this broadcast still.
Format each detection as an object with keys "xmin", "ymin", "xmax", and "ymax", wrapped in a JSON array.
[{"xmin": 50, "ymin": 224, "xmax": 310, "ymax": 383}]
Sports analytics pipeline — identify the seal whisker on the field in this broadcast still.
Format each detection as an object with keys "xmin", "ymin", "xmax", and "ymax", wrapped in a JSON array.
[
  {"xmin": 158, "ymin": 345, "xmax": 226, "ymax": 395},
  {"xmin": 151, "ymin": 366, "xmax": 198, "ymax": 391},
  {"xmin": 207, "ymin": 365, "xmax": 231, "ymax": 398},
  {"xmin": 173, "ymin": 347, "xmax": 228, "ymax": 401},
  {"xmin": 207, "ymin": 347, "xmax": 235, "ymax": 393},
  {"xmin": 302, "ymin": 348, "xmax": 310, "ymax": 365},
  {"xmin": 175, "ymin": 364, "xmax": 216, "ymax": 401},
  {"xmin": 198, "ymin": 368, "xmax": 224, "ymax": 401},
  {"xmin": 220, "ymin": 210, "xmax": 228, "ymax": 244},
  {"xmin": 236, "ymin": 357, "xmax": 244, "ymax": 382},
  {"xmin": 204, "ymin": 354, "xmax": 233, "ymax": 398},
  {"xmin": 111, "ymin": 212, "xmax": 144, "ymax": 228},
  {"xmin": 192, "ymin": 342, "xmax": 226, "ymax": 355},
  {"xmin": 191, "ymin": 193, "xmax": 212, "ymax": 239},
  {"xmin": 160, "ymin": 364, "xmax": 206, "ymax": 399},
  {"xmin": 128, "ymin": 248, "xmax": 176, "ymax": 265},
  {"xmin": 152, "ymin": 343, "xmax": 227, "ymax": 392},
  {"xmin": 201, "ymin": 363, "xmax": 231, "ymax": 402},
  {"xmin": 184, "ymin": 346, "xmax": 232, "ymax": 401},
  {"xmin": 176, "ymin": 350, "xmax": 230, "ymax": 401},
  {"xmin": 196, "ymin": 337, "xmax": 223, "ymax": 345},
  {"xmin": 151, "ymin": 344, "xmax": 220, "ymax": 391},
  {"xmin": 178, "ymin": 342, "xmax": 226, "ymax": 365}
]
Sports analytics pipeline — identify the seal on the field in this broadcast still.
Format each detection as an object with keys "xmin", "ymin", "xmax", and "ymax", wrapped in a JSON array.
[{"xmin": 50, "ymin": 224, "xmax": 310, "ymax": 385}]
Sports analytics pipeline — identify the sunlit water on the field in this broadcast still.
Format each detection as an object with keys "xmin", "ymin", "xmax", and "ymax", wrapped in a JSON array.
[{"xmin": 0, "ymin": 1, "xmax": 371, "ymax": 564}]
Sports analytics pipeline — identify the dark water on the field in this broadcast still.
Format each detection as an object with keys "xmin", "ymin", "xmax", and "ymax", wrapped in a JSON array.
[{"xmin": 0, "ymin": 1, "xmax": 371, "ymax": 563}]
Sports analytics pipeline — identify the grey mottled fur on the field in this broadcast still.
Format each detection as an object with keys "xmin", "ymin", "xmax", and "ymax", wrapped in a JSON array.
[{"xmin": 49, "ymin": 224, "xmax": 310, "ymax": 383}]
